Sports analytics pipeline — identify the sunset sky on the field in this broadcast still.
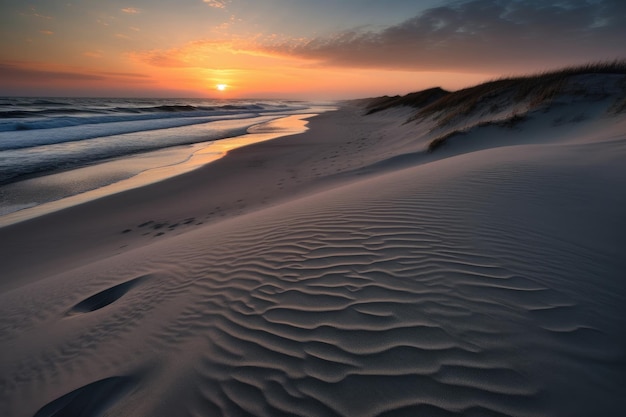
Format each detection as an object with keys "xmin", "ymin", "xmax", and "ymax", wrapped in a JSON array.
[{"xmin": 1, "ymin": 0, "xmax": 624, "ymax": 99}]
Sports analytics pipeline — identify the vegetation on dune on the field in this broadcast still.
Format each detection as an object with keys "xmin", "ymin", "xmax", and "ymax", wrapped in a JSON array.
[
  {"xmin": 427, "ymin": 112, "xmax": 529, "ymax": 152},
  {"xmin": 428, "ymin": 61, "xmax": 626, "ymax": 150},
  {"xmin": 418, "ymin": 60, "xmax": 626, "ymax": 127},
  {"xmin": 362, "ymin": 60, "xmax": 626, "ymax": 152},
  {"xmin": 364, "ymin": 87, "xmax": 450, "ymax": 115},
  {"xmin": 427, "ymin": 130, "xmax": 465, "ymax": 152}
]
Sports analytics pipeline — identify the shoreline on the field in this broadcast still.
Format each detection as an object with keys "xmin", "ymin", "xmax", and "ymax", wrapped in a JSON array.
[{"xmin": 0, "ymin": 113, "xmax": 320, "ymax": 227}]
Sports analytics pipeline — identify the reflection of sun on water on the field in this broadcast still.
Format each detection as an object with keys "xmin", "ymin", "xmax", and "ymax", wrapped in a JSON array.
[{"xmin": 216, "ymin": 84, "xmax": 227, "ymax": 91}]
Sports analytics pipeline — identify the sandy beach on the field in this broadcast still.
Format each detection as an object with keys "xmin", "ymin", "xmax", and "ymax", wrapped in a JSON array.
[{"xmin": 1, "ymin": 71, "xmax": 626, "ymax": 416}]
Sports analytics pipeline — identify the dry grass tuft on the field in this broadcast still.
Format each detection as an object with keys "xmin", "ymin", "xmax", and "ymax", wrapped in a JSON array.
[
  {"xmin": 364, "ymin": 87, "xmax": 450, "ymax": 115},
  {"xmin": 427, "ymin": 112, "xmax": 531, "ymax": 152},
  {"xmin": 428, "ymin": 130, "xmax": 465, "ymax": 152},
  {"xmin": 494, "ymin": 112, "xmax": 528, "ymax": 128}
]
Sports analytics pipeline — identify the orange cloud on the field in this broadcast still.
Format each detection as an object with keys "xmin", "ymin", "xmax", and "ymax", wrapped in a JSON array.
[
  {"xmin": 131, "ymin": 39, "xmax": 295, "ymax": 70},
  {"xmin": 121, "ymin": 7, "xmax": 140, "ymax": 14}
]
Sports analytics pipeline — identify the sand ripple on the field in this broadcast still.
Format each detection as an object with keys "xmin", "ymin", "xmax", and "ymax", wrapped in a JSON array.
[{"xmin": 1, "ymin": 144, "xmax": 625, "ymax": 416}]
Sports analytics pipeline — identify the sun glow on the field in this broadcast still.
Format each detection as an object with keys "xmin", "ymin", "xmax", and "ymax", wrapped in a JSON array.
[{"xmin": 216, "ymin": 83, "xmax": 228, "ymax": 91}]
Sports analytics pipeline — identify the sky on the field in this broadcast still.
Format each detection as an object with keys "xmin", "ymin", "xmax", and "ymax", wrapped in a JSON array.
[{"xmin": 0, "ymin": 0, "xmax": 624, "ymax": 99}]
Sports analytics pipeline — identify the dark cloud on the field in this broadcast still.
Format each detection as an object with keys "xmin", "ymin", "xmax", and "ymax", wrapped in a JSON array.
[
  {"xmin": 100, "ymin": 71, "xmax": 151, "ymax": 79},
  {"xmin": 0, "ymin": 62, "xmax": 105, "ymax": 82},
  {"xmin": 0, "ymin": 62, "xmax": 151, "ymax": 85},
  {"xmin": 269, "ymin": 0, "xmax": 626, "ymax": 72}
]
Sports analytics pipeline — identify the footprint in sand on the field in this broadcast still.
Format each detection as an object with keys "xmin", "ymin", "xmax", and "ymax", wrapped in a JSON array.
[
  {"xmin": 66, "ymin": 276, "xmax": 145, "ymax": 315},
  {"xmin": 33, "ymin": 376, "xmax": 137, "ymax": 417}
]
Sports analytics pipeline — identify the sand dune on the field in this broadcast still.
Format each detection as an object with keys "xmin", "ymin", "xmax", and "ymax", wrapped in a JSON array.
[{"xmin": 1, "ymin": 69, "xmax": 626, "ymax": 416}]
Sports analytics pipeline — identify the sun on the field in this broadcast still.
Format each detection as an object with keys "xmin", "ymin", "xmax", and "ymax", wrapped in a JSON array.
[{"xmin": 216, "ymin": 84, "xmax": 228, "ymax": 91}]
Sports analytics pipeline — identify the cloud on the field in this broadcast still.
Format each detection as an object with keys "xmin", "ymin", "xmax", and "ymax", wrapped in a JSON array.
[
  {"xmin": 264, "ymin": 0, "xmax": 626, "ymax": 72},
  {"xmin": 121, "ymin": 7, "xmax": 140, "ymax": 14},
  {"xmin": 135, "ymin": 50, "xmax": 189, "ymax": 68},
  {"xmin": 131, "ymin": 40, "xmax": 243, "ymax": 68},
  {"xmin": 100, "ymin": 71, "xmax": 150, "ymax": 79},
  {"xmin": 203, "ymin": 0, "xmax": 229, "ymax": 9},
  {"xmin": 0, "ymin": 62, "xmax": 105, "ymax": 82},
  {"xmin": 39, "ymin": 30, "xmax": 54, "ymax": 35},
  {"xmin": 0, "ymin": 61, "xmax": 151, "ymax": 84}
]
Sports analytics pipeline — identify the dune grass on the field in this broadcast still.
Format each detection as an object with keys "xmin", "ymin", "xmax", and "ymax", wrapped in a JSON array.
[
  {"xmin": 418, "ymin": 60, "xmax": 626, "ymax": 127},
  {"xmin": 428, "ymin": 130, "xmax": 465, "ymax": 152},
  {"xmin": 362, "ymin": 60, "xmax": 626, "ymax": 122},
  {"xmin": 423, "ymin": 61, "xmax": 626, "ymax": 152},
  {"xmin": 360, "ymin": 60, "xmax": 626, "ymax": 152},
  {"xmin": 427, "ymin": 112, "xmax": 528, "ymax": 152},
  {"xmin": 364, "ymin": 87, "xmax": 449, "ymax": 115}
]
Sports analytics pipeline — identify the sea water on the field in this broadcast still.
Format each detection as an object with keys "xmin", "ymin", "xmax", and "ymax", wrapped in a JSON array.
[{"xmin": 0, "ymin": 97, "xmax": 334, "ymax": 218}]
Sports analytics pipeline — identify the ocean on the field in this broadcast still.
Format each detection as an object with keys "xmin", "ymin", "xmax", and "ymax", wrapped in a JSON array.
[{"xmin": 0, "ymin": 97, "xmax": 333, "ymax": 218}]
